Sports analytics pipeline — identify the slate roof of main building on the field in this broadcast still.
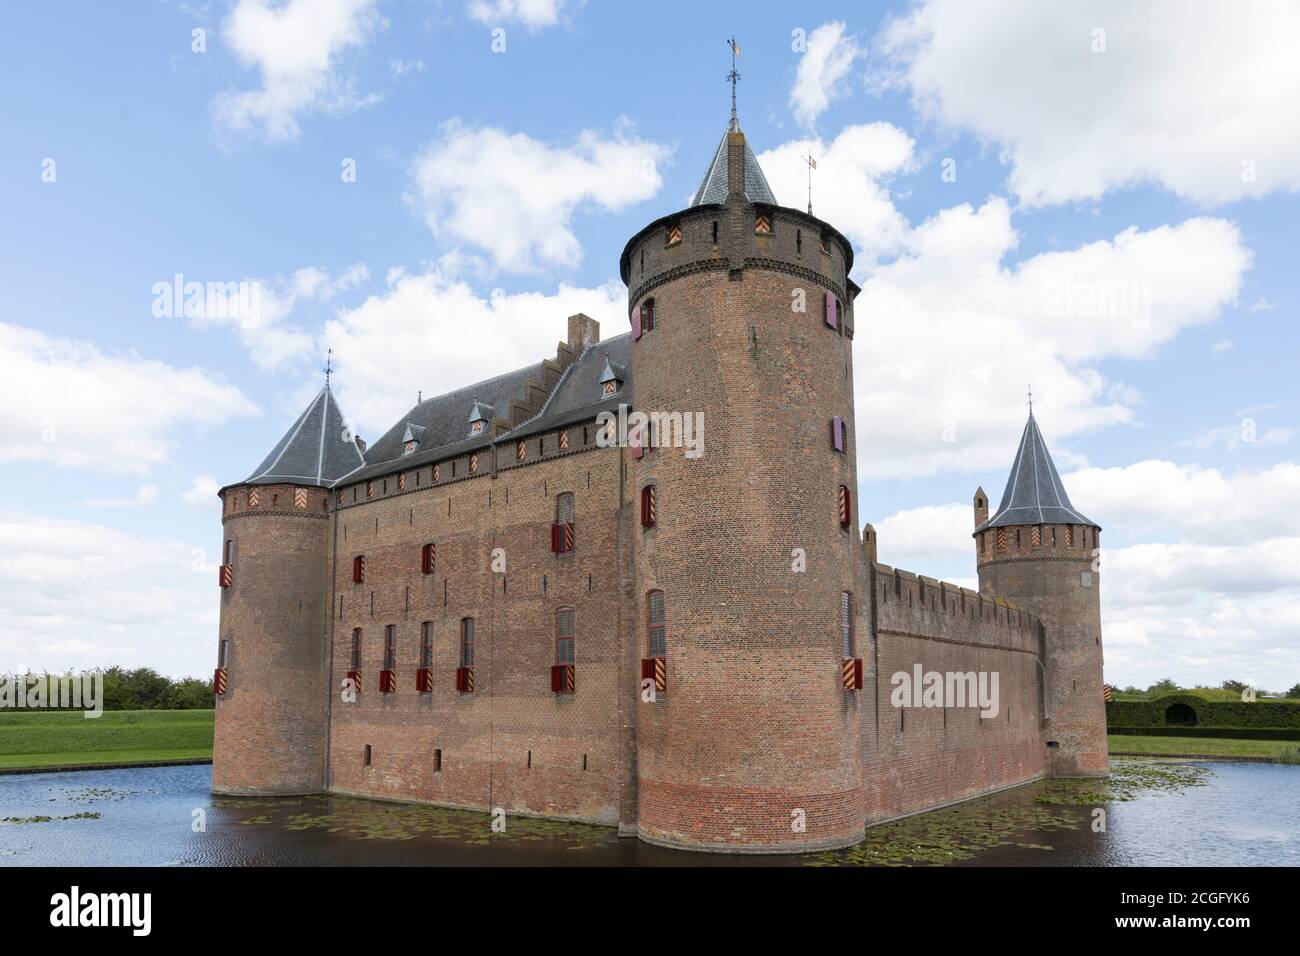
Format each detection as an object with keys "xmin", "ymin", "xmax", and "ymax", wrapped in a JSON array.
[
  {"xmin": 251, "ymin": 333, "xmax": 635, "ymax": 489},
  {"xmin": 978, "ymin": 412, "xmax": 1099, "ymax": 531}
]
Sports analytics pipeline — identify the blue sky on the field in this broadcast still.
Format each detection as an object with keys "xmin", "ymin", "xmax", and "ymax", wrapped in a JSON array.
[{"xmin": 2, "ymin": 0, "xmax": 1298, "ymax": 689}]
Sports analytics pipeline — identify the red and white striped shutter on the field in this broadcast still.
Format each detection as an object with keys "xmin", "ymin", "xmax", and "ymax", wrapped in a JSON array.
[{"xmin": 632, "ymin": 305, "xmax": 643, "ymax": 341}]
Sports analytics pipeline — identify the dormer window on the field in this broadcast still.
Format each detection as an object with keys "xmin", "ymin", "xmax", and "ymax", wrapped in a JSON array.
[
  {"xmin": 754, "ymin": 213, "xmax": 772, "ymax": 235},
  {"xmin": 599, "ymin": 356, "xmax": 626, "ymax": 399},
  {"xmin": 467, "ymin": 400, "xmax": 493, "ymax": 438},
  {"xmin": 401, "ymin": 422, "xmax": 424, "ymax": 456}
]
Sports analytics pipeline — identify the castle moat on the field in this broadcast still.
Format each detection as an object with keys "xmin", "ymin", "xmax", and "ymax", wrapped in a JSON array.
[{"xmin": 1, "ymin": 758, "xmax": 1296, "ymax": 866}]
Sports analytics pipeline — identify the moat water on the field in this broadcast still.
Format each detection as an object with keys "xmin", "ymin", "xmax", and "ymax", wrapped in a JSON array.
[{"xmin": 1, "ymin": 760, "xmax": 1296, "ymax": 866}]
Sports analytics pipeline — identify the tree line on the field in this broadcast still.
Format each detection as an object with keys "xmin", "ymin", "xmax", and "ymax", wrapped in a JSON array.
[
  {"xmin": 4, "ymin": 667, "xmax": 213, "ymax": 711},
  {"xmin": 1118, "ymin": 678, "xmax": 1300, "ymax": 699}
]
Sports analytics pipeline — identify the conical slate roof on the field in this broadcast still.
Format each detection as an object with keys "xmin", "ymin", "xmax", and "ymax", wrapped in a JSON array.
[
  {"xmin": 244, "ymin": 387, "xmax": 365, "ymax": 487},
  {"xmin": 978, "ymin": 412, "xmax": 1098, "ymax": 531},
  {"xmin": 689, "ymin": 126, "xmax": 777, "ymax": 206}
]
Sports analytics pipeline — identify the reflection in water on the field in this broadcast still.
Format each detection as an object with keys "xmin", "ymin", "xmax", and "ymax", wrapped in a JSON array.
[{"xmin": 0, "ymin": 760, "xmax": 1295, "ymax": 866}]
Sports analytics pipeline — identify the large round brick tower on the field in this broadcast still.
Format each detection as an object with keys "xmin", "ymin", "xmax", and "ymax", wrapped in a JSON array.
[
  {"xmin": 211, "ymin": 386, "xmax": 364, "ymax": 795},
  {"xmin": 974, "ymin": 411, "xmax": 1108, "ymax": 778},
  {"xmin": 620, "ymin": 114, "xmax": 866, "ymax": 851}
]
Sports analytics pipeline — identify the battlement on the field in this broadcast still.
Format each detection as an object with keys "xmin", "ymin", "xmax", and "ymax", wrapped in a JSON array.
[{"xmin": 871, "ymin": 560, "xmax": 1043, "ymax": 651}]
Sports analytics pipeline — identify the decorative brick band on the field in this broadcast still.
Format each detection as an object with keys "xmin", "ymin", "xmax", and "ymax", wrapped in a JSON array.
[
  {"xmin": 222, "ymin": 508, "xmax": 331, "ymax": 526},
  {"xmin": 742, "ymin": 256, "xmax": 850, "ymax": 305},
  {"xmin": 627, "ymin": 256, "xmax": 849, "ymax": 314},
  {"xmin": 626, "ymin": 258, "xmax": 729, "ymax": 309},
  {"xmin": 978, "ymin": 555, "xmax": 1094, "ymax": 568}
]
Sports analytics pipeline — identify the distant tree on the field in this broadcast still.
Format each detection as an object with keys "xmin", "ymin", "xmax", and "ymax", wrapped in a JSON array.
[
  {"xmin": 1221, "ymin": 679, "xmax": 1249, "ymax": 694},
  {"xmin": 1148, "ymin": 677, "xmax": 1179, "ymax": 695},
  {"xmin": 1286, "ymin": 684, "xmax": 1300, "ymax": 699},
  {"xmin": 1123, "ymin": 685, "xmax": 1141, "ymax": 695}
]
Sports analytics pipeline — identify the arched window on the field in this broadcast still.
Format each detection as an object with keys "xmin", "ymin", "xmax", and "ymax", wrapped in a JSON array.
[
  {"xmin": 555, "ymin": 607, "xmax": 575, "ymax": 664},
  {"xmin": 647, "ymin": 590, "xmax": 666, "ymax": 658},
  {"xmin": 841, "ymin": 592, "xmax": 854, "ymax": 657},
  {"xmin": 352, "ymin": 554, "xmax": 365, "ymax": 583},
  {"xmin": 459, "ymin": 618, "xmax": 475, "ymax": 667},
  {"xmin": 643, "ymin": 297, "xmax": 656, "ymax": 332},
  {"xmin": 552, "ymin": 492, "xmax": 575, "ymax": 554}
]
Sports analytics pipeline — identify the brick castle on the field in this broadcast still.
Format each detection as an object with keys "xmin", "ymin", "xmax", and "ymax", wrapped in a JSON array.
[{"xmin": 211, "ymin": 111, "xmax": 1108, "ymax": 853}]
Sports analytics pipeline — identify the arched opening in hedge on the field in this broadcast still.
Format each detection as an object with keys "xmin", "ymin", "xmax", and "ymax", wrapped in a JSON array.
[{"xmin": 1164, "ymin": 702, "xmax": 1198, "ymax": 726}]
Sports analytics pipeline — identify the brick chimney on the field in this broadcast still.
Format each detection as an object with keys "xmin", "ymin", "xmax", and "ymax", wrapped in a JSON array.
[{"xmin": 567, "ymin": 313, "xmax": 600, "ymax": 349}]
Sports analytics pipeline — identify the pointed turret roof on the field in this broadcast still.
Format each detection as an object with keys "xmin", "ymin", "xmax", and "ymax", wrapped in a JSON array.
[
  {"xmin": 978, "ymin": 412, "xmax": 1098, "ymax": 531},
  {"xmin": 243, "ymin": 387, "xmax": 365, "ymax": 487},
  {"xmin": 689, "ymin": 126, "xmax": 777, "ymax": 207}
]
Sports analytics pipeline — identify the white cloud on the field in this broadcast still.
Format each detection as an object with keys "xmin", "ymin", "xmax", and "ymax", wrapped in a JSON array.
[
  {"xmin": 323, "ymin": 268, "xmax": 627, "ymax": 433},
  {"xmin": 873, "ymin": 503, "xmax": 972, "ymax": 565},
  {"xmin": 389, "ymin": 58, "xmax": 425, "ymax": 77},
  {"xmin": 872, "ymin": 0, "xmax": 1300, "ymax": 205},
  {"xmin": 852, "ymin": 200, "xmax": 1250, "ymax": 478},
  {"xmin": 758, "ymin": 123, "xmax": 915, "ymax": 265},
  {"xmin": 1181, "ymin": 422, "xmax": 1292, "ymax": 451},
  {"xmin": 0, "ymin": 323, "xmax": 256, "ymax": 476},
  {"xmin": 84, "ymin": 484, "xmax": 160, "ymax": 509},
  {"xmin": 182, "ymin": 475, "xmax": 222, "ymax": 509},
  {"xmin": 407, "ymin": 120, "xmax": 670, "ymax": 273},
  {"xmin": 186, "ymin": 263, "xmax": 369, "ymax": 369},
  {"xmin": 1063, "ymin": 460, "xmax": 1300, "ymax": 544},
  {"xmin": 467, "ymin": 0, "xmax": 579, "ymax": 30},
  {"xmin": 1212, "ymin": 339, "xmax": 1233, "ymax": 353},
  {"xmin": 790, "ymin": 21, "xmax": 862, "ymax": 128},
  {"xmin": 0, "ymin": 510, "xmax": 218, "ymax": 677},
  {"xmin": 212, "ymin": 0, "xmax": 384, "ymax": 143}
]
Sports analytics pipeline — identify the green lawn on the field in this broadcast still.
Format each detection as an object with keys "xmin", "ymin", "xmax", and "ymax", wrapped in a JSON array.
[
  {"xmin": 0, "ymin": 709, "xmax": 213, "ymax": 770},
  {"xmin": 1109, "ymin": 733, "xmax": 1300, "ymax": 760}
]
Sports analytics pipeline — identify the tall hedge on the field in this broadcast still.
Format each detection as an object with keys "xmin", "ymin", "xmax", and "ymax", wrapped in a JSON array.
[{"xmin": 1106, "ymin": 693, "xmax": 1300, "ymax": 730}]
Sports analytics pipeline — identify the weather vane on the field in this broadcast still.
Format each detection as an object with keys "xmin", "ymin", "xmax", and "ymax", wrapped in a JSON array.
[
  {"xmin": 324, "ymin": 348, "xmax": 333, "ymax": 388},
  {"xmin": 803, "ymin": 151, "xmax": 817, "ymax": 214},
  {"xmin": 1027, "ymin": 384, "xmax": 1033, "ymax": 413},
  {"xmin": 726, "ymin": 36, "xmax": 741, "ymax": 131}
]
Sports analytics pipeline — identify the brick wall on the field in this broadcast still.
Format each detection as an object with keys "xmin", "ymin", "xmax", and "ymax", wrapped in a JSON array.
[
  {"xmin": 213, "ymin": 482, "xmax": 332, "ymax": 795},
  {"xmin": 860, "ymin": 562, "xmax": 1048, "ymax": 822},
  {"xmin": 325, "ymin": 440, "xmax": 635, "ymax": 827}
]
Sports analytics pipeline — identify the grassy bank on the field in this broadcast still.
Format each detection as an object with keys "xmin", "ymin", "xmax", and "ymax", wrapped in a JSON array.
[
  {"xmin": 1109, "ymin": 733, "xmax": 1300, "ymax": 761},
  {"xmin": 0, "ymin": 709, "xmax": 214, "ymax": 770}
]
